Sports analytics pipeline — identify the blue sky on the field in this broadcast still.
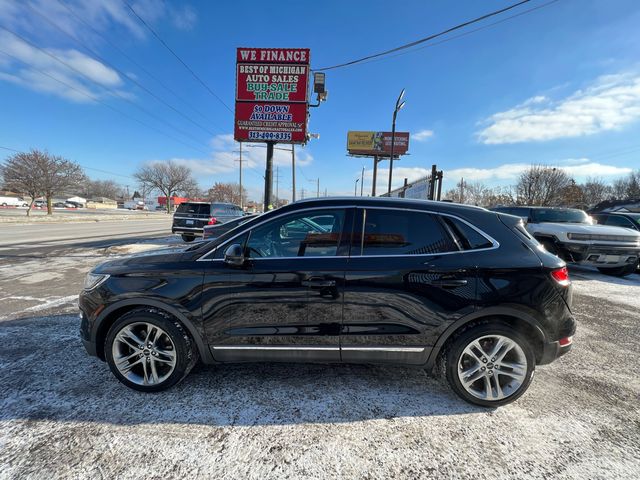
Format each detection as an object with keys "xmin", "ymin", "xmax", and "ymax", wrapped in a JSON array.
[{"xmin": 1, "ymin": 0, "xmax": 639, "ymax": 201}]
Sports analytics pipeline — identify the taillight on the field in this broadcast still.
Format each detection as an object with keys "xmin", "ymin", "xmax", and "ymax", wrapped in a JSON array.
[
  {"xmin": 551, "ymin": 267, "xmax": 570, "ymax": 286},
  {"xmin": 207, "ymin": 217, "xmax": 217, "ymax": 225}
]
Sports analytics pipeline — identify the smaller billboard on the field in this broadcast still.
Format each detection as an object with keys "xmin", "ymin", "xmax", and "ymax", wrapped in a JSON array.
[{"xmin": 347, "ymin": 131, "xmax": 410, "ymax": 157}]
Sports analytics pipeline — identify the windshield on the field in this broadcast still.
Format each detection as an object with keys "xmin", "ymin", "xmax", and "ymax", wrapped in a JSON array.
[{"xmin": 531, "ymin": 209, "xmax": 590, "ymax": 224}]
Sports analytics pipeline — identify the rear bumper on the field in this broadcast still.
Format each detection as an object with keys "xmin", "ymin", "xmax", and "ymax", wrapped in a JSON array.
[
  {"xmin": 539, "ymin": 338, "xmax": 573, "ymax": 365},
  {"xmin": 172, "ymin": 226, "xmax": 203, "ymax": 236}
]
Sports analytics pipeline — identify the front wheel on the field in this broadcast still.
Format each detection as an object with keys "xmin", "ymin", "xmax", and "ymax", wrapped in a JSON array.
[
  {"xmin": 597, "ymin": 265, "xmax": 636, "ymax": 277},
  {"xmin": 105, "ymin": 309, "xmax": 198, "ymax": 392},
  {"xmin": 444, "ymin": 323, "xmax": 535, "ymax": 407}
]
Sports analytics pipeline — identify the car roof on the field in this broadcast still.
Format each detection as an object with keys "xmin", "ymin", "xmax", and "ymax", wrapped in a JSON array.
[{"xmin": 281, "ymin": 196, "xmax": 490, "ymax": 216}]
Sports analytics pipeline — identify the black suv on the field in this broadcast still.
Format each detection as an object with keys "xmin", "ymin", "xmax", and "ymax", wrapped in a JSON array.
[
  {"xmin": 172, "ymin": 202, "xmax": 244, "ymax": 242},
  {"xmin": 80, "ymin": 198, "xmax": 575, "ymax": 407},
  {"xmin": 592, "ymin": 212, "xmax": 640, "ymax": 232}
]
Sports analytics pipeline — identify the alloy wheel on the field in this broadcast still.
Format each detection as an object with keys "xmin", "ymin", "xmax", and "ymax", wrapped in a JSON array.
[
  {"xmin": 457, "ymin": 334, "xmax": 528, "ymax": 401},
  {"xmin": 111, "ymin": 322, "xmax": 177, "ymax": 386}
]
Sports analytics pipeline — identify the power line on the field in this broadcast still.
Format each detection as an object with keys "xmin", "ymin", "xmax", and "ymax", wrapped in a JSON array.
[
  {"xmin": 354, "ymin": 0, "xmax": 561, "ymax": 69},
  {"xmin": 122, "ymin": 0, "xmax": 233, "ymax": 113},
  {"xmin": 314, "ymin": 0, "xmax": 535, "ymax": 71},
  {"xmin": 0, "ymin": 25, "xmax": 211, "ymax": 154},
  {"xmin": 0, "ymin": 145, "xmax": 135, "ymax": 179},
  {"xmin": 26, "ymin": 0, "xmax": 224, "ymax": 137},
  {"xmin": 0, "ymin": 49, "xmax": 209, "ymax": 156},
  {"xmin": 56, "ymin": 0, "xmax": 217, "ymax": 127}
]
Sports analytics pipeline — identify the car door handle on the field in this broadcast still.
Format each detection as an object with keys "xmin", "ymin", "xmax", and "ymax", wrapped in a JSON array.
[
  {"xmin": 429, "ymin": 279, "xmax": 468, "ymax": 288},
  {"xmin": 302, "ymin": 279, "xmax": 336, "ymax": 287}
]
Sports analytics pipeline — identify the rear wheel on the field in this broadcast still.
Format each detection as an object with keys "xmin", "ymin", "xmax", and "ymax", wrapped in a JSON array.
[
  {"xmin": 597, "ymin": 264, "xmax": 636, "ymax": 277},
  {"xmin": 105, "ymin": 309, "xmax": 198, "ymax": 392},
  {"xmin": 444, "ymin": 322, "xmax": 535, "ymax": 407},
  {"xmin": 181, "ymin": 234, "xmax": 195, "ymax": 242}
]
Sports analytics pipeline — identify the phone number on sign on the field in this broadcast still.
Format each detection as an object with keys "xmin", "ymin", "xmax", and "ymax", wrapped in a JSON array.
[{"xmin": 248, "ymin": 131, "xmax": 292, "ymax": 141}]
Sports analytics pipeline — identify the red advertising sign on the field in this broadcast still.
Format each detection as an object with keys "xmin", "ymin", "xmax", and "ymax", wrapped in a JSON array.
[
  {"xmin": 235, "ymin": 47, "xmax": 310, "ymax": 144},
  {"xmin": 234, "ymin": 102, "xmax": 308, "ymax": 143}
]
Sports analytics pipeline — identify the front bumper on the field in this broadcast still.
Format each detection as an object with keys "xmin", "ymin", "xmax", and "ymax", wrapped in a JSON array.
[{"xmin": 555, "ymin": 241, "xmax": 639, "ymax": 267}]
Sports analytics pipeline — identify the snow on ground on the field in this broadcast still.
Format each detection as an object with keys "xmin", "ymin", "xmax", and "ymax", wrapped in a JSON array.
[
  {"xmin": 0, "ymin": 239, "xmax": 638, "ymax": 478},
  {"xmin": 0, "ymin": 209, "xmax": 168, "ymax": 224}
]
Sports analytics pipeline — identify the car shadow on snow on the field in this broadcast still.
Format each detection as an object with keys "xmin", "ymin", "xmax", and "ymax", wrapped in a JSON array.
[{"xmin": 0, "ymin": 314, "xmax": 485, "ymax": 427}]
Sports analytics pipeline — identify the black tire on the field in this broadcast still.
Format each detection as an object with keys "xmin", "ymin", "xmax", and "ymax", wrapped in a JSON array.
[
  {"xmin": 444, "ymin": 322, "xmax": 536, "ymax": 407},
  {"xmin": 104, "ymin": 309, "xmax": 198, "ymax": 392},
  {"xmin": 181, "ymin": 234, "xmax": 196, "ymax": 242},
  {"xmin": 597, "ymin": 265, "xmax": 635, "ymax": 277}
]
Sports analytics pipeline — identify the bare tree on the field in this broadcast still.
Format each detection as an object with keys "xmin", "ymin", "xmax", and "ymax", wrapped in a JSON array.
[
  {"xmin": 207, "ymin": 182, "xmax": 246, "ymax": 205},
  {"xmin": 516, "ymin": 165, "xmax": 571, "ymax": 206},
  {"xmin": 82, "ymin": 179, "xmax": 122, "ymax": 200},
  {"xmin": 580, "ymin": 177, "xmax": 612, "ymax": 206},
  {"xmin": 134, "ymin": 161, "xmax": 195, "ymax": 213},
  {"xmin": 0, "ymin": 149, "xmax": 48, "ymax": 216},
  {"xmin": 40, "ymin": 155, "xmax": 86, "ymax": 214}
]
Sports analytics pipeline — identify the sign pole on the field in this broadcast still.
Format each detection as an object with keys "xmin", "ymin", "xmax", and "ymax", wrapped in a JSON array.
[
  {"xmin": 291, "ymin": 146, "xmax": 296, "ymax": 202},
  {"xmin": 264, "ymin": 142, "xmax": 274, "ymax": 211},
  {"xmin": 239, "ymin": 142, "xmax": 243, "ymax": 209},
  {"xmin": 372, "ymin": 155, "xmax": 378, "ymax": 197}
]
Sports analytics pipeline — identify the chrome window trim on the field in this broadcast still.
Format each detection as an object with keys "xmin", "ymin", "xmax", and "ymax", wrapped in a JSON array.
[{"xmin": 197, "ymin": 204, "xmax": 499, "ymax": 262}]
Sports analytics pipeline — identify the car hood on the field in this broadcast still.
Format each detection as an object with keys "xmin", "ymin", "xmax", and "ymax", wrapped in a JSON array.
[
  {"xmin": 92, "ymin": 246, "xmax": 194, "ymax": 273},
  {"xmin": 536, "ymin": 222, "xmax": 640, "ymax": 237}
]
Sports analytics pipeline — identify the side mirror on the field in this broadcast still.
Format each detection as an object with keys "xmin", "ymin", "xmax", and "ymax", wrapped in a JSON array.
[{"xmin": 224, "ymin": 244, "xmax": 245, "ymax": 267}]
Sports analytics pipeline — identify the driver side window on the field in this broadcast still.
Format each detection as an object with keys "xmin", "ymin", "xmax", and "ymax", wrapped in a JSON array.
[{"xmin": 246, "ymin": 209, "xmax": 346, "ymax": 258}]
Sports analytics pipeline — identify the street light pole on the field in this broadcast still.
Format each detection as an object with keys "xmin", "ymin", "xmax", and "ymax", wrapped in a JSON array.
[
  {"xmin": 387, "ymin": 88, "xmax": 406, "ymax": 195},
  {"xmin": 355, "ymin": 178, "xmax": 359, "ymax": 196}
]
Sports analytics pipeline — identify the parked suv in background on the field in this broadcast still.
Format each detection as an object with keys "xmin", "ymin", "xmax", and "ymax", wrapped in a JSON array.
[
  {"xmin": 592, "ymin": 212, "xmax": 640, "ymax": 232},
  {"xmin": 492, "ymin": 206, "xmax": 640, "ymax": 276},
  {"xmin": 172, "ymin": 202, "xmax": 244, "ymax": 242},
  {"xmin": 80, "ymin": 197, "xmax": 576, "ymax": 407}
]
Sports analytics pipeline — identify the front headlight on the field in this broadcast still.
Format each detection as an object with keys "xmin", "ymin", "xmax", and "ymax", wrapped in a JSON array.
[{"xmin": 83, "ymin": 273, "xmax": 109, "ymax": 290}]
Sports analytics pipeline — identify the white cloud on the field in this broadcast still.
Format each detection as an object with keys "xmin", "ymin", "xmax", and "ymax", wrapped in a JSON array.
[
  {"xmin": 411, "ymin": 129, "xmax": 434, "ymax": 142},
  {"xmin": 0, "ymin": 32, "xmax": 125, "ymax": 102},
  {"xmin": 359, "ymin": 160, "xmax": 633, "ymax": 194},
  {"xmin": 478, "ymin": 72, "xmax": 640, "ymax": 144},
  {"xmin": 0, "ymin": 0, "xmax": 198, "ymax": 101},
  {"xmin": 172, "ymin": 5, "xmax": 198, "ymax": 30}
]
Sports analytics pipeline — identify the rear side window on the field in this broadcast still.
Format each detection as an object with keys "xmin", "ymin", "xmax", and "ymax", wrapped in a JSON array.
[
  {"xmin": 605, "ymin": 215, "xmax": 634, "ymax": 228},
  {"xmin": 176, "ymin": 203, "xmax": 210, "ymax": 215},
  {"xmin": 440, "ymin": 216, "xmax": 493, "ymax": 250},
  {"xmin": 356, "ymin": 209, "xmax": 456, "ymax": 256}
]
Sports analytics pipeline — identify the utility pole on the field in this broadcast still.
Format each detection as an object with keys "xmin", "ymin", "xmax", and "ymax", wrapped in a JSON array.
[
  {"xmin": 460, "ymin": 177, "xmax": 464, "ymax": 204},
  {"xmin": 291, "ymin": 145, "xmax": 296, "ymax": 202},
  {"xmin": 301, "ymin": 188, "xmax": 305, "ymax": 199},
  {"xmin": 372, "ymin": 155, "xmax": 379, "ymax": 196},
  {"xmin": 360, "ymin": 167, "xmax": 365, "ymax": 196},
  {"xmin": 316, "ymin": 178, "xmax": 320, "ymax": 197},
  {"xmin": 324, "ymin": 188, "xmax": 327, "ymax": 197},
  {"xmin": 264, "ymin": 142, "xmax": 274, "ymax": 211}
]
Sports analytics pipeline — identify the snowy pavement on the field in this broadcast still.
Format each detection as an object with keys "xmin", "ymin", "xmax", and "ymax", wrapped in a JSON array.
[{"xmin": 0, "ymin": 239, "xmax": 639, "ymax": 479}]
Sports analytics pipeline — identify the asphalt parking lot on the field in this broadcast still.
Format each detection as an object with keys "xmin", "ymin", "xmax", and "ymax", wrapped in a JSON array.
[{"xmin": 0, "ymin": 232, "xmax": 639, "ymax": 479}]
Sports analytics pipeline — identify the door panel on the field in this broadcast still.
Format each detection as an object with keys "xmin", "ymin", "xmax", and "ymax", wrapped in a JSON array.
[
  {"xmin": 201, "ymin": 208, "xmax": 352, "ymax": 363},
  {"xmin": 340, "ymin": 208, "xmax": 479, "ymax": 365}
]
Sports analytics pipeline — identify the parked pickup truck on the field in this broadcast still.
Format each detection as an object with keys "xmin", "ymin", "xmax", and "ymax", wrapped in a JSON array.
[{"xmin": 492, "ymin": 206, "xmax": 640, "ymax": 276}]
